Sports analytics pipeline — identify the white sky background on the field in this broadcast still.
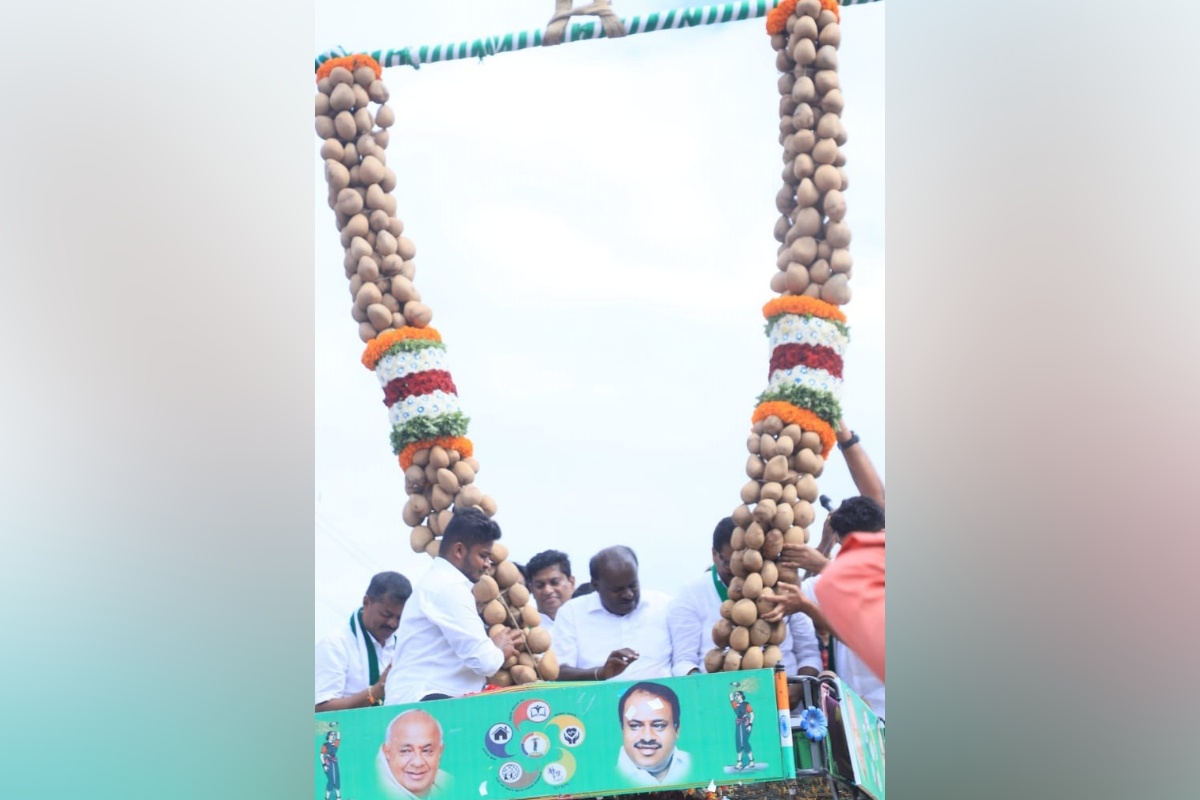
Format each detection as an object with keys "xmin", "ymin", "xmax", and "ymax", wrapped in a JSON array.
[{"xmin": 314, "ymin": 0, "xmax": 884, "ymax": 640}]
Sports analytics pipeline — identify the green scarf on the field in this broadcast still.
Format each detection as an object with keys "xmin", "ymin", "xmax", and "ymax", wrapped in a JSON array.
[
  {"xmin": 349, "ymin": 609, "xmax": 381, "ymax": 685},
  {"xmin": 710, "ymin": 565, "xmax": 729, "ymax": 602}
]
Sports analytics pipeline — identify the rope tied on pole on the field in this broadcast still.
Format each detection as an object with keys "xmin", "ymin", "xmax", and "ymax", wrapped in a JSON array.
[{"xmin": 543, "ymin": 0, "xmax": 627, "ymax": 46}]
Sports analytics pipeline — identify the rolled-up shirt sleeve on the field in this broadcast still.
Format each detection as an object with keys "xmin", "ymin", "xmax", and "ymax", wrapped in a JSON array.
[
  {"xmin": 426, "ymin": 587, "xmax": 505, "ymax": 678},
  {"xmin": 315, "ymin": 634, "xmax": 350, "ymax": 705},
  {"xmin": 786, "ymin": 609, "xmax": 823, "ymax": 673}
]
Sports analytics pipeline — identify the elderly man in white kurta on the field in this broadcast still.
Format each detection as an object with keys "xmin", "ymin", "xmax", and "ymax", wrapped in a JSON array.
[
  {"xmin": 668, "ymin": 518, "xmax": 822, "ymax": 680},
  {"xmin": 552, "ymin": 546, "xmax": 673, "ymax": 682}
]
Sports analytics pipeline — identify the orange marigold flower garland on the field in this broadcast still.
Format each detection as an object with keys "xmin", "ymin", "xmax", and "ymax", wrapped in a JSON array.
[
  {"xmin": 752, "ymin": 402, "xmax": 837, "ymax": 458},
  {"xmin": 768, "ymin": 0, "xmax": 841, "ymax": 36},
  {"xmin": 398, "ymin": 436, "xmax": 474, "ymax": 471},
  {"xmin": 316, "ymin": 53, "xmax": 383, "ymax": 81},
  {"xmin": 362, "ymin": 327, "xmax": 443, "ymax": 370},
  {"xmin": 762, "ymin": 296, "xmax": 847, "ymax": 324},
  {"xmin": 766, "ymin": 0, "xmax": 798, "ymax": 34}
]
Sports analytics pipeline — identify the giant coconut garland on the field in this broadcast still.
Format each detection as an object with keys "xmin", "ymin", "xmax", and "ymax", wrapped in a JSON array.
[
  {"xmin": 316, "ymin": 0, "xmax": 867, "ymax": 680},
  {"xmin": 707, "ymin": 0, "xmax": 854, "ymax": 674},
  {"xmin": 313, "ymin": 54, "xmax": 554, "ymax": 687}
]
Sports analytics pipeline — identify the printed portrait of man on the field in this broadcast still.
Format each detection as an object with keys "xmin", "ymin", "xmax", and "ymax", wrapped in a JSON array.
[
  {"xmin": 616, "ymin": 681, "xmax": 692, "ymax": 787},
  {"xmin": 376, "ymin": 709, "xmax": 452, "ymax": 799}
]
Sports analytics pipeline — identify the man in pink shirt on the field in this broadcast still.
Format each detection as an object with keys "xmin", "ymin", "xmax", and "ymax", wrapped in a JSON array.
[{"xmin": 814, "ymin": 530, "xmax": 884, "ymax": 682}]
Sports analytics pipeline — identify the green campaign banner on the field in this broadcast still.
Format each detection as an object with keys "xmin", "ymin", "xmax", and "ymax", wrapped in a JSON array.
[
  {"xmin": 837, "ymin": 678, "xmax": 884, "ymax": 800},
  {"xmin": 315, "ymin": 670, "xmax": 791, "ymax": 799}
]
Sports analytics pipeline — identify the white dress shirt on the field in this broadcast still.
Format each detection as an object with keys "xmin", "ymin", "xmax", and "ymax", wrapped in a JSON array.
[
  {"xmin": 384, "ymin": 558, "xmax": 506, "ymax": 705},
  {"xmin": 616, "ymin": 746, "xmax": 693, "ymax": 787},
  {"xmin": 315, "ymin": 612, "xmax": 397, "ymax": 705},
  {"xmin": 802, "ymin": 575, "xmax": 885, "ymax": 719},
  {"xmin": 668, "ymin": 567, "xmax": 822, "ymax": 676},
  {"xmin": 553, "ymin": 590, "xmax": 674, "ymax": 680},
  {"xmin": 537, "ymin": 611, "xmax": 555, "ymax": 636}
]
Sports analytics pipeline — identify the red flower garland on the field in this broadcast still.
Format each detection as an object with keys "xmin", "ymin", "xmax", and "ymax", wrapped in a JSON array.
[
  {"xmin": 768, "ymin": 343, "xmax": 843, "ymax": 379},
  {"xmin": 382, "ymin": 370, "xmax": 458, "ymax": 408}
]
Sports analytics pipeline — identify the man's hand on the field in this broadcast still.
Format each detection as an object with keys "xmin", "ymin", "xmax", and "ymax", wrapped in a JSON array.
[
  {"xmin": 490, "ymin": 626, "xmax": 524, "ymax": 660},
  {"xmin": 816, "ymin": 516, "xmax": 838, "ymax": 557},
  {"xmin": 370, "ymin": 663, "xmax": 391, "ymax": 703},
  {"xmin": 599, "ymin": 648, "xmax": 639, "ymax": 680},
  {"xmin": 779, "ymin": 543, "xmax": 831, "ymax": 575},
  {"xmin": 760, "ymin": 581, "xmax": 810, "ymax": 623}
]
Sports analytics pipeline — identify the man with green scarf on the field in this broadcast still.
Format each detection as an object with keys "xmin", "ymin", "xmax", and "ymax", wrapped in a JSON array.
[{"xmin": 316, "ymin": 571, "xmax": 412, "ymax": 711}]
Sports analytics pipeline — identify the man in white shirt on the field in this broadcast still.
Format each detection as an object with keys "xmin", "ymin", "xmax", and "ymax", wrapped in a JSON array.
[
  {"xmin": 616, "ymin": 681, "xmax": 692, "ymax": 787},
  {"xmin": 384, "ymin": 508, "xmax": 523, "ymax": 704},
  {"xmin": 525, "ymin": 549, "xmax": 576, "ymax": 634},
  {"xmin": 376, "ymin": 709, "xmax": 452, "ymax": 799},
  {"xmin": 316, "ymin": 571, "xmax": 412, "ymax": 711},
  {"xmin": 766, "ymin": 496, "xmax": 886, "ymax": 719},
  {"xmin": 668, "ymin": 519, "xmax": 822, "ymax": 683},
  {"xmin": 553, "ymin": 546, "xmax": 673, "ymax": 681}
]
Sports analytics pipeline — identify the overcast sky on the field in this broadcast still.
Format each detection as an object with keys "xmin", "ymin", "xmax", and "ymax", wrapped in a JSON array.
[{"xmin": 314, "ymin": 0, "xmax": 884, "ymax": 639}]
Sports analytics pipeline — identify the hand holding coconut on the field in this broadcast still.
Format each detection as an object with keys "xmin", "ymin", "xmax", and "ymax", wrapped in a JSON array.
[
  {"xmin": 779, "ymin": 543, "xmax": 830, "ymax": 575},
  {"xmin": 489, "ymin": 625, "xmax": 524, "ymax": 661}
]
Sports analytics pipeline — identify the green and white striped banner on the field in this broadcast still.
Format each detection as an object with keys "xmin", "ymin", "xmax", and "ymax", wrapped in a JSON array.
[{"xmin": 315, "ymin": 0, "xmax": 883, "ymax": 72}]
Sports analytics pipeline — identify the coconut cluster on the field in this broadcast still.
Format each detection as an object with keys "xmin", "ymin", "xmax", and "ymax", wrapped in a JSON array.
[
  {"xmin": 769, "ymin": 0, "xmax": 852, "ymax": 305},
  {"xmin": 706, "ymin": 414, "xmax": 826, "ymax": 672},
  {"xmin": 401, "ymin": 444, "xmax": 499, "ymax": 557},
  {"xmin": 471, "ymin": 541, "xmax": 559, "ymax": 686},
  {"xmin": 315, "ymin": 62, "xmax": 501, "ymax": 557},
  {"xmin": 315, "ymin": 64, "xmax": 434, "ymax": 343}
]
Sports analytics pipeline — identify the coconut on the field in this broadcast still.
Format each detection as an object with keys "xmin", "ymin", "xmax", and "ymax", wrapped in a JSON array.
[
  {"xmin": 762, "ymin": 644, "xmax": 784, "ymax": 668},
  {"xmin": 472, "ymin": 574, "xmax": 500, "ymax": 604},
  {"xmin": 742, "ymin": 646, "xmax": 765, "ymax": 671},
  {"xmin": 742, "ymin": 573, "xmax": 764, "ymax": 601},
  {"xmin": 536, "ymin": 648, "xmax": 560, "ymax": 680},
  {"xmin": 510, "ymin": 665, "xmax": 538, "ymax": 685},
  {"xmin": 731, "ymin": 598, "xmax": 759, "ymax": 627},
  {"xmin": 712, "ymin": 619, "xmax": 733, "ymax": 648},
  {"xmin": 507, "ymin": 582, "xmax": 531, "ymax": 609},
  {"xmin": 482, "ymin": 600, "xmax": 507, "ymax": 626},
  {"xmin": 409, "ymin": 526, "xmax": 434, "ymax": 554},
  {"xmin": 526, "ymin": 626, "xmax": 551, "ymax": 654},
  {"xmin": 749, "ymin": 618, "xmax": 773, "ymax": 647}
]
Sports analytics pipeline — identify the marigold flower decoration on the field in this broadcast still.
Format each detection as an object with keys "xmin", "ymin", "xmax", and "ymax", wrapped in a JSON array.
[
  {"xmin": 766, "ymin": 0, "xmax": 797, "ymax": 34},
  {"xmin": 316, "ymin": 53, "xmax": 382, "ymax": 81}
]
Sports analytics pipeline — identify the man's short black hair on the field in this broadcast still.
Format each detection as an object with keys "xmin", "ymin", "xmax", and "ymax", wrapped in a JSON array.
[
  {"xmin": 712, "ymin": 517, "xmax": 735, "ymax": 552},
  {"xmin": 618, "ymin": 682, "xmax": 681, "ymax": 730},
  {"xmin": 527, "ymin": 549, "xmax": 572, "ymax": 580},
  {"xmin": 441, "ymin": 506, "xmax": 502, "ymax": 552},
  {"xmin": 589, "ymin": 545, "xmax": 638, "ymax": 582},
  {"xmin": 573, "ymin": 582, "xmax": 595, "ymax": 597},
  {"xmin": 366, "ymin": 571, "xmax": 412, "ymax": 605},
  {"xmin": 829, "ymin": 496, "xmax": 885, "ymax": 537}
]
